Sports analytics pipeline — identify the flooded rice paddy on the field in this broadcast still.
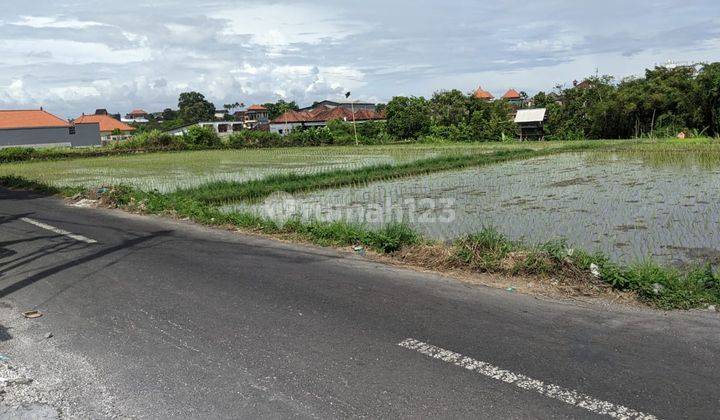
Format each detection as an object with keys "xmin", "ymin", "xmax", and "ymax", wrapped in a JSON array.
[
  {"xmin": 0, "ymin": 144, "xmax": 513, "ymax": 192},
  {"xmin": 223, "ymin": 152, "xmax": 720, "ymax": 266}
]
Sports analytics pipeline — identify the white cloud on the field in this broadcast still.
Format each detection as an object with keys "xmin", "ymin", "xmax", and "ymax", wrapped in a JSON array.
[
  {"xmin": 13, "ymin": 15, "xmax": 107, "ymax": 29},
  {"xmin": 0, "ymin": 39, "xmax": 152, "ymax": 65},
  {"xmin": 211, "ymin": 3, "xmax": 360, "ymax": 52},
  {"xmin": 0, "ymin": 0, "xmax": 717, "ymax": 116}
]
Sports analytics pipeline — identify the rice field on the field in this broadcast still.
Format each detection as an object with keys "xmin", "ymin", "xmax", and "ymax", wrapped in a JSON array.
[
  {"xmin": 0, "ymin": 143, "xmax": 560, "ymax": 192},
  {"xmin": 222, "ymin": 150, "xmax": 720, "ymax": 266}
]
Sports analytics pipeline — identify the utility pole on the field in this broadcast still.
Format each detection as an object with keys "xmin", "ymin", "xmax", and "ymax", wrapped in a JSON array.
[{"xmin": 346, "ymin": 91, "xmax": 359, "ymax": 146}]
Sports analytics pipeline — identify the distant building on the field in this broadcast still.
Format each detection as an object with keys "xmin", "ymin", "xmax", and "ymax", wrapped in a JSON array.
[
  {"xmin": 573, "ymin": 80, "xmax": 593, "ymax": 89},
  {"xmin": 122, "ymin": 109, "xmax": 149, "ymax": 124},
  {"xmin": 244, "ymin": 105, "xmax": 269, "ymax": 128},
  {"xmin": 473, "ymin": 86, "xmax": 495, "ymax": 101},
  {"xmin": 0, "ymin": 109, "xmax": 100, "ymax": 148},
  {"xmin": 502, "ymin": 89, "xmax": 524, "ymax": 108},
  {"xmin": 270, "ymin": 104, "xmax": 385, "ymax": 136},
  {"xmin": 214, "ymin": 109, "xmax": 230, "ymax": 120},
  {"xmin": 165, "ymin": 121, "xmax": 246, "ymax": 136},
  {"xmin": 514, "ymin": 108, "xmax": 547, "ymax": 141},
  {"xmin": 299, "ymin": 100, "xmax": 377, "ymax": 112},
  {"xmin": 75, "ymin": 112, "xmax": 136, "ymax": 142}
]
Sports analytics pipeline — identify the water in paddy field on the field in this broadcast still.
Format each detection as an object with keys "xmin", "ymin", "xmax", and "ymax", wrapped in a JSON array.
[{"xmin": 222, "ymin": 152, "xmax": 720, "ymax": 267}]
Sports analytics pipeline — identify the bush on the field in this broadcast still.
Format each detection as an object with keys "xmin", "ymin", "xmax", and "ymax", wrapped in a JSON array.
[
  {"xmin": 182, "ymin": 125, "xmax": 221, "ymax": 149},
  {"xmin": 227, "ymin": 130, "xmax": 281, "ymax": 148},
  {"xmin": 0, "ymin": 147, "xmax": 36, "ymax": 163},
  {"xmin": 284, "ymin": 126, "xmax": 335, "ymax": 146},
  {"xmin": 386, "ymin": 96, "xmax": 431, "ymax": 139}
]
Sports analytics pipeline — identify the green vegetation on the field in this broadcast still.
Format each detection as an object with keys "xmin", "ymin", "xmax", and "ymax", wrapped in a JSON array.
[
  {"xmin": 381, "ymin": 61, "xmax": 720, "ymax": 142},
  {"xmin": 533, "ymin": 63, "xmax": 720, "ymax": 139},
  {"xmin": 174, "ymin": 148, "xmax": 546, "ymax": 205},
  {"xmin": 0, "ymin": 140, "xmax": 601, "ymax": 192},
  {"xmin": 452, "ymin": 229, "xmax": 719, "ymax": 310}
]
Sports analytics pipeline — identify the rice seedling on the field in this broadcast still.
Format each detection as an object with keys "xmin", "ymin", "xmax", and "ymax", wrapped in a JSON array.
[{"xmin": 226, "ymin": 150, "xmax": 720, "ymax": 268}]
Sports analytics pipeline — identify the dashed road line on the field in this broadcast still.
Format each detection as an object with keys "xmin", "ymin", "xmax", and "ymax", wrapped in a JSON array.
[
  {"xmin": 398, "ymin": 338, "xmax": 657, "ymax": 420},
  {"xmin": 20, "ymin": 217, "xmax": 98, "ymax": 244}
]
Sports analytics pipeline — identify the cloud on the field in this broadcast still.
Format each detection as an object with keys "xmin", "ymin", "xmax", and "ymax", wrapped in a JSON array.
[
  {"xmin": 0, "ymin": 0, "xmax": 717, "ymax": 116},
  {"xmin": 12, "ymin": 15, "xmax": 108, "ymax": 29}
]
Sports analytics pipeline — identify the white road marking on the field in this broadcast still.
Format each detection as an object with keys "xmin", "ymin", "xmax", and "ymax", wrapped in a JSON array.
[
  {"xmin": 398, "ymin": 338, "xmax": 657, "ymax": 420},
  {"xmin": 20, "ymin": 217, "xmax": 98, "ymax": 244}
]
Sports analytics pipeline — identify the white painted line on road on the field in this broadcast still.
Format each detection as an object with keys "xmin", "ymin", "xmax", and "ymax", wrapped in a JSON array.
[
  {"xmin": 20, "ymin": 217, "xmax": 98, "ymax": 244},
  {"xmin": 398, "ymin": 338, "xmax": 657, "ymax": 420}
]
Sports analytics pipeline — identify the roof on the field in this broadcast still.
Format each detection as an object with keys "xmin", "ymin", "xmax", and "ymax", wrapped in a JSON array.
[
  {"xmin": 270, "ymin": 106, "xmax": 384, "ymax": 124},
  {"xmin": 502, "ymin": 89, "xmax": 522, "ymax": 99},
  {"xmin": 514, "ymin": 108, "xmax": 547, "ymax": 123},
  {"xmin": 129, "ymin": 109, "xmax": 148, "ymax": 115},
  {"xmin": 246, "ymin": 104, "xmax": 268, "ymax": 111},
  {"xmin": 0, "ymin": 109, "xmax": 70, "ymax": 130},
  {"xmin": 574, "ymin": 80, "xmax": 592, "ymax": 89},
  {"xmin": 74, "ymin": 114, "xmax": 136, "ymax": 132},
  {"xmin": 271, "ymin": 110, "xmax": 313, "ymax": 124},
  {"xmin": 473, "ymin": 86, "xmax": 494, "ymax": 100}
]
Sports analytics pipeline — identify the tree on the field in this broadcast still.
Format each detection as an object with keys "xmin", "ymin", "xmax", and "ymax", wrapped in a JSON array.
[
  {"xmin": 178, "ymin": 91, "xmax": 215, "ymax": 123},
  {"xmin": 693, "ymin": 63, "xmax": 720, "ymax": 136},
  {"xmin": 385, "ymin": 96, "xmax": 431, "ymax": 139},
  {"xmin": 224, "ymin": 102, "xmax": 242, "ymax": 113},
  {"xmin": 468, "ymin": 100, "xmax": 517, "ymax": 141},
  {"xmin": 262, "ymin": 100, "xmax": 299, "ymax": 120},
  {"xmin": 429, "ymin": 90, "xmax": 469, "ymax": 127},
  {"xmin": 162, "ymin": 108, "xmax": 178, "ymax": 121}
]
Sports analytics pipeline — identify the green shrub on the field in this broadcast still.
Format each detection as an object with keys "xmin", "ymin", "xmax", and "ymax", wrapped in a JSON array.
[
  {"xmin": 0, "ymin": 147, "xmax": 37, "ymax": 163},
  {"xmin": 227, "ymin": 130, "xmax": 281, "ymax": 148},
  {"xmin": 182, "ymin": 125, "xmax": 221, "ymax": 149}
]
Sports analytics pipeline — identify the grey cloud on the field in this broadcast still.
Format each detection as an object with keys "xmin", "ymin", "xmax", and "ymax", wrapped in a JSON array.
[{"xmin": 0, "ymin": 0, "xmax": 718, "ymax": 116}]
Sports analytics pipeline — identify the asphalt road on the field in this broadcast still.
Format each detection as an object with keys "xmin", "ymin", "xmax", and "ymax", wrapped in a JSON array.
[{"xmin": 1, "ymin": 187, "xmax": 719, "ymax": 418}]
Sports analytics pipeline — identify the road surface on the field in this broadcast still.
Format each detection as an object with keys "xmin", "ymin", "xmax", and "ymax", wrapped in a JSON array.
[{"xmin": 1, "ymin": 187, "xmax": 719, "ymax": 418}]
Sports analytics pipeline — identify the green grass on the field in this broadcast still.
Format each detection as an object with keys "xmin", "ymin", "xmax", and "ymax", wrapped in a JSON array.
[
  {"xmin": 452, "ymin": 229, "xmax": 720, "ymax": 309},
  {"xmin": 0, "ymin": 139, "xmax": 661, "ymax": 193}
]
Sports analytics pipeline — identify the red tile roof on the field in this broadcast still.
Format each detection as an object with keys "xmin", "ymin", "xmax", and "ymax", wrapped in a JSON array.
[
  {"xmin": 74, "ymin": 114, "xmax": 135, "ymax": 133},
  {"xmin": 246, "ymin": 104, "xmax": 268, "ymax": 111},
  {"xmin": 473, "ymin": 86, "xmax": 494, "ymax": 100},
  {"xmin": 502, "ymin": 89, "xmax": 522, "ymax": 99},
  {"xmin": 0, "ymin": 109, "xmax": 70, "ymax": 130},
  {"xmin": 129, "ymin": 109, "xmax": 147, "ymax": 115},
  {"xmin": 270, "ymin": 110, "xmax": 312, "ymax": 124},
  {"xmin": 270, "ymin": 106, "xmax": 384, "ymax": 124}
]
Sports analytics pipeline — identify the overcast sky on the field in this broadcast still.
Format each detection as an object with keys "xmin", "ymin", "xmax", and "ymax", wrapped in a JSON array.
[{"xmin": 1, "ymin": 0, "xmax": 718, "ymax": 117}]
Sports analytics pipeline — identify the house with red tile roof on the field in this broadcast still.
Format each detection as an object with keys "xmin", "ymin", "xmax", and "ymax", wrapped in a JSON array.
[
  {"xmin": 269, "ymin": 104, "xmax": 385, "ymax": 136},
  {"xmin": 75, "ymin": 112, "xmax": 136, "ymax": 142},
  {"xmin": 0, "ymin": 109, "xmax": 100, "ymax": 148},
  {"xmin": 243, "ymin": 105, "xmax": 270, "ymax": 128},
  {"xmin": 501, "ymin": 88, "xmax": 525, "ymax": 108},
  {"xmin": 473, "ymin": 86, "xmax": 495, "ymax": 101},
  {"xmin": 120, "ymin": 108, "xmax": 149, "ymax": 124}
]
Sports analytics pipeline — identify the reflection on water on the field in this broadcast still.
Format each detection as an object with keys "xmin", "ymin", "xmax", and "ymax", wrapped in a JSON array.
[{"xmin": 223, "ymin": 152, "xmax": 720, "ymax": 266}]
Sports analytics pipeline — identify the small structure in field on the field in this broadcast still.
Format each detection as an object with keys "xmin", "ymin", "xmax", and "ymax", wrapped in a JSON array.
[{"xmin": 514, "ymin": 108, "xmax": 547, "ymax": 141}]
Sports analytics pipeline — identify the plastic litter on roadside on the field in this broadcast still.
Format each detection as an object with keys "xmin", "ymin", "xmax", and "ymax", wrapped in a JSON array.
[{"xmin": 22, "ymin": 310, "xmax": 43, "ymax": 319}]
